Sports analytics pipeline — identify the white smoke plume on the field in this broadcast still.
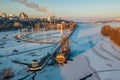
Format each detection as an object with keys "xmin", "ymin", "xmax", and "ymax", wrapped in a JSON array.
[{"xmin": 11, "ymin": 0, "xmax": 54, "ymax": 15}]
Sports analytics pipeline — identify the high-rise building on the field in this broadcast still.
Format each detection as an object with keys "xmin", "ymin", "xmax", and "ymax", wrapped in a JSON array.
[
  {"xmin": 8, "ymin": 14, "xmax": 15, "ymax": 20},
  {"xmin": 0, "ymin": 13, "xmax": 6, "ymax": 18},
  {"xmin": 47, "ymin": 16, "xmax": 51, "ymax": 22},
  {"xmin": 9, "ymin": 14, "xmax": 14, "ymax": 17},
  {"xmin": 19, "ymin": 12, "xmax": 28, "ymax": 20},
  {"xmin": 47, "ymin": 16, "xmax": 56, "ymax": 24}
]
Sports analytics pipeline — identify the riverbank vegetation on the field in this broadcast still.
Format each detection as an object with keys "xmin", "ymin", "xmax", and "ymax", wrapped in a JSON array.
[{"xmin": 101, "ymin": 25, "xmax": 120, "ymax": 47}]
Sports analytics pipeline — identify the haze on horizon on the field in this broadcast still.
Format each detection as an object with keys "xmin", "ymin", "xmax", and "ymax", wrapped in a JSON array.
[{"xmin": 0, "ymin": 0, "xmax": 120, "ymax": 21}]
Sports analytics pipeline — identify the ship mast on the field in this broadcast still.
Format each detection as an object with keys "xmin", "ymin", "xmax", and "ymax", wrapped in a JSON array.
[{"xmin": 56, "ymin": 21, "xmax": 69, "ymax": 65}]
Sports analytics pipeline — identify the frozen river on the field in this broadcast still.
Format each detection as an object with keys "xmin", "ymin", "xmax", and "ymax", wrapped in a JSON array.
[{"xmin": 0, "ymin": 22, "xmax": 120, "ymax": 80}]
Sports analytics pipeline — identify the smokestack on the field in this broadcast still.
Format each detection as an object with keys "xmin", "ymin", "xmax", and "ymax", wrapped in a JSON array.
[{"xmin": 11, "ymin": 0, "xmax": 54, "ymax": 15}]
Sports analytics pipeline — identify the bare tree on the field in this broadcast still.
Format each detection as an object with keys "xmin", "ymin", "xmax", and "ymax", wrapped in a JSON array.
[{"xmin": 1, "ymin": 68, "xmax": 14, "ymax": 79}]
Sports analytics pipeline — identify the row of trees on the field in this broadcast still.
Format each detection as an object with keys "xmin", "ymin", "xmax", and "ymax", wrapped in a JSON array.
[
  {"xmin": 101, "ymin": 25, "xmax": 120, "ymax": 47},
  {"xmin": 101, "ymin": 25, "xmax": 112, "ymax": 36}
]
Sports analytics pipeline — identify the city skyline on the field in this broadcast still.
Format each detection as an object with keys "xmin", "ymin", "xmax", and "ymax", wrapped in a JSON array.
[{"xmin": 0, "ymin": 0, "xmax": 120, "ymax": 21}]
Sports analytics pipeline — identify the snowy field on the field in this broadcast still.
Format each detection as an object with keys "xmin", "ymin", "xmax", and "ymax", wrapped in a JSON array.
[{"xmin": 0, "ymin": 22, "xmax": 120, "ymax": 80}]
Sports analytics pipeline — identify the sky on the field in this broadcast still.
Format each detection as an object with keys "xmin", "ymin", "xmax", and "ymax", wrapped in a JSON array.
[{"xmin": 0, "ymin": 0, "xmax": 120, "ymax": 21}]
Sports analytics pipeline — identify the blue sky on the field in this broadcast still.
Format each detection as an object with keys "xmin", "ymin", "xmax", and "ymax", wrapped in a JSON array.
[{"xmin": 0, "ymin": 0, "xmax": 120, "ymax": 21}]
